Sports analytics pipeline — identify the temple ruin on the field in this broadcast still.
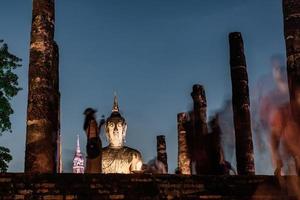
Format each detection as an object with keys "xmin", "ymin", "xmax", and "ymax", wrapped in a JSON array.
[
  {"xmin": 25, "ymin": 0, "xmax": 60, "ymax": 173},
  {"xmin": 229, "ymin": 32, "xmax": 255, "ymax": 175},
  {"xmin": 1, "ymin": 0, "xmax": 300, "ymax": 199},
  {"xmin": 157, "ymin": 135, "xmax": 168, "ymax": 173}
]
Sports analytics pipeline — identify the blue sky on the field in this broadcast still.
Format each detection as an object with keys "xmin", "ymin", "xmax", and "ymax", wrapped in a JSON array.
[{"xmin": 0, "ymin": 0, "xmax": 285, "ymax": 173}]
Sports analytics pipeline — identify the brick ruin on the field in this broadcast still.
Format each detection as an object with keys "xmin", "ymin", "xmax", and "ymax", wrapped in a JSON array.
[
  {"xmin": 283, "ymin": 0, "xmax": 300, "ymax": 125},
  {"xmin": 177, "ymin": 112, "xmax": 192, "ymax": 175},
  {"xmin": 229, "ymin": 32, "xmax": 255, "ymax": 175},
  {"xmin": 0, "ymin": 173, "xmax": 299, "ymax": 199},
  {"xmin": 25, "ymin": 0, "xmax": 60, "ymax": 173},
  {"xmin": 157, "ymin": 135, "xmax": 168, "ymax": 173},
  {"xmin": 1, "ymin": 0, "xmax": 300, "ymax": 199}
]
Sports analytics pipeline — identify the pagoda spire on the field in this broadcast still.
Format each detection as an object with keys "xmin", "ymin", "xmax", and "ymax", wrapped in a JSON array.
[
  {"xmin": 76, "ymin": 134, "xmax": 81, "ymax": 154},
  {"xmin": 73, "ymin": 135, "xmax": 84, "ymax": 173},
  {"xmin": 112, "ymin": 92, "xmax": 119, "ymax": 112}
]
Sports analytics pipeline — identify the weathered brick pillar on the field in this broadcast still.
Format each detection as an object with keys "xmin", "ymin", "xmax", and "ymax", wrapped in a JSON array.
[
  {"xmin": 229, "ymin": 32, "xmax": 255, "ymax": 175},
  {"xmin": 191, "ymin": 85, "xmax": 208, "ymax": 137},
  {"xmin": 52, "ymin": 42, "xmax": 61, "ymax": 173},
  {"xmin": 191, "ymin": 84, "xmax": 209, "ymax": 174},
  {"xmin": 25, "ymin": 0, "xmax": 59, "ymax": 173},
  {"xmin": 177, "ymin": 112, "xmax": 191, "ymax": 175},
  {"xmin": 283, "ymin": 0, "xmax": 300, "ymax": 125},
  {"xmin": 157, "ymin": 135, "xmax": 168, "ymax": 173}
]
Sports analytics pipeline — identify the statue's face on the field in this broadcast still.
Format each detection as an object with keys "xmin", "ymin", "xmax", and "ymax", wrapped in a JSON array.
[{"xmin": 106, "ymin": 118, "xmax": 126, "ymax": 148}]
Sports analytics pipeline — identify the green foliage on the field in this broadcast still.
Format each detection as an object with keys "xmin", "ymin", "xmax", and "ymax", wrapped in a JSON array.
[
  {"xmin": 0, "ymin": 146, "xmax": 12, "ymax": 172},
  {"xmin": 0, "ymin": 40, "xmax": 22, "ymax": 134},
  {"xmin": 0, "ymin": 39, "xmax": 22, "ymax": 172}
]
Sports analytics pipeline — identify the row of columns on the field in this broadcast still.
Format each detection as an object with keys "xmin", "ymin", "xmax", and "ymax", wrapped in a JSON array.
[
  {"xmin": 24, "ymin": 0, "xmax": 299, "ymax": 175},
  {"xmin": 177, "ymin": 32, "xmax": 255, "ymax": 175}
]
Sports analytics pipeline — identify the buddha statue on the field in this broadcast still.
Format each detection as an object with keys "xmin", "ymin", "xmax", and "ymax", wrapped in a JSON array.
[{"xmin": 102, "ymin": 96, "xmax": 143, "ymax": 173}]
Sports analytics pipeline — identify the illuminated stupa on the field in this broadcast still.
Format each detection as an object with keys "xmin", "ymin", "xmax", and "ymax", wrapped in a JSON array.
[{"xmin": 72, "ymin": 135, "xmax": 85, "ymax": 173}]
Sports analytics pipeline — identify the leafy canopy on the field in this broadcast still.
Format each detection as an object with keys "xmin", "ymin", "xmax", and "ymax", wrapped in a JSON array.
[
  {"xmin": 0, "ymin": 146, "xmax": 12, "ymax": 172},
  {"xmin": 0, "ymin": 40, "xmax": 22, "ymax": 133},
  {"xmin": 0, "ymin": 40, "xmax": 22, "ymax": 172}
]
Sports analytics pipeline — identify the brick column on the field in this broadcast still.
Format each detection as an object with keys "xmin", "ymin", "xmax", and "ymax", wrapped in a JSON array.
[
  {"xmin": 177, "ymin": 112, "xmax": 191, "ymax": 174},
  {"xmin": 229, "ymin": 32, "xmax": 255, "ymax": 175},
  {"xmin": 157, "ymin": 135, "xmax": 168, "ymax": 173},
  {"xmin": 283, "ymin": 0, "xmax": 300, "ymax": 125},
  {"xmin": 25, "ymin": 0, "xmax": 59, "ymax": 173},
  {"xmin": 191, "ymin": 84, "xmax": 209, "ymax": 174}
]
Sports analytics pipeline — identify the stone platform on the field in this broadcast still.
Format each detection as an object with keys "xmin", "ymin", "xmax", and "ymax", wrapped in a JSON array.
[{"xmin": 0, "ymin": 173, "xmax": 299, "ymax": 199}]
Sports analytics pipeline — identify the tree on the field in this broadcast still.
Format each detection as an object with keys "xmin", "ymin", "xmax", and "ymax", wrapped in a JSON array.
[{"xmin": 0, "ymin": 40, "xmax": 22, "ymax": 172}]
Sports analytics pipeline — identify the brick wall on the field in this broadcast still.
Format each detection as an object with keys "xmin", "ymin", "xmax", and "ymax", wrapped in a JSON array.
[{"xmin": 0, "ymin": 173, "xmax": 299, "ymax": 199}]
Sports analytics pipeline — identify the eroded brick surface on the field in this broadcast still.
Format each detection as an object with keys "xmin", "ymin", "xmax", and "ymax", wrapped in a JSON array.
[{"xmin": 0, "ymin": 173, "xmax": 298, "ymax": 199}]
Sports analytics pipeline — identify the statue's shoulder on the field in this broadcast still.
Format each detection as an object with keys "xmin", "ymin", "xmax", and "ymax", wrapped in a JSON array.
[
  {"xmin": 102, "ymin": 146, "xmax": 109, "ymax": 151},
  {"xmin": 101, "ymin": 146, "xmax": 110, "ymax": 155},
  {"xmin": 123, "ymin": 146, "xmax": 142, "ymax": 157}
]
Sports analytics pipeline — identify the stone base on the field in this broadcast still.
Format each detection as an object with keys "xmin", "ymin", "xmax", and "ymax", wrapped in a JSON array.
[{"xmin": 0, "ymin": 173, "xmax": 299, "ymax": 199}]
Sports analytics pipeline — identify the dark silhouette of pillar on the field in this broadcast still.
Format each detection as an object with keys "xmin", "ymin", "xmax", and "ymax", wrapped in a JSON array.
[
  {"xmin": 283, "ymin": 0, "xmax": 300, "ymax": 125},
  {"xmin": 191, "ymin": 84, "xmax": 209, "ymax": 174},
  {"xmin": 177, "ymin": 112, "xmax": 191, "ymax": 175},
  {"xmin": 229, "ymin": 32, "xmax": 255, "ymax": 175},
  {"xmin": 191, "ymin": 85, "xmax": 208, "ymax": 137},
  {"xmin": 84, "ymin": 108, "xmax": 102, "ymax": 173},
  {"xmin": 25, "ymin": 0, "xmax": 59, "ymax": 173},
  {"xmin": 157, "ymin": 135, "xmax": 168, "ymax": 173}
]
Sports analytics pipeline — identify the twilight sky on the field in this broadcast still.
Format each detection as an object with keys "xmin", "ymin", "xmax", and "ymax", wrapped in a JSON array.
[{"xmin": 0, "ymin": 0, "xmax": 285, "ymax": 173}]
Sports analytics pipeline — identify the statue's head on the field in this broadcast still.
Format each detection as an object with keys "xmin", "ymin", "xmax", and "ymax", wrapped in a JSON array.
[{"xmin": 105, "ymin": 95, "xmax": 127, "ymax": 148}]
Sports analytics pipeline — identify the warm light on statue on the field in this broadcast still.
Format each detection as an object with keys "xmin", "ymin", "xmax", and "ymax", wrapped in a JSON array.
[
  {"xmin": 106, "ymin": 120, "xmax": 127, "ymax": 148},
  {"xmin": 102, "ymin": 95, "xmax": 143, "ymax": 173}
]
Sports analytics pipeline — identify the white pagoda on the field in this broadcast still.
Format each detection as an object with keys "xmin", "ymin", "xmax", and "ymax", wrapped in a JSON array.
[{"xmin": 72, "ymin": 135, "xmax": 85, "ymax": 173}]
